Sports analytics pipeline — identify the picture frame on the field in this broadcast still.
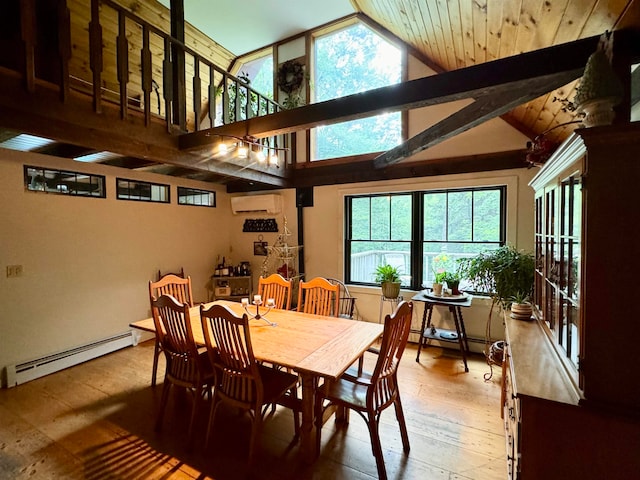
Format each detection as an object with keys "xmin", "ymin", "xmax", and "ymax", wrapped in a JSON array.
[{"xmin": 254, "ymin": 241, "xmax": 268, "ymax": 256}]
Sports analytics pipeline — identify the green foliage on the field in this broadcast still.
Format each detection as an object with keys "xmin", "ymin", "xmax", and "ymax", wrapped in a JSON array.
[
  {"xmin": 457, "ymin": 245, "xmax": 534, "ymax": 308},
  {"xmin": 314, "ymin": 23, "xmax": 402, "ymax": 159},
  {"xmin": 373, "ymin": 264, "xmax": 401, "ymax": 284},
  {"xmin": 440, "ymin": 271, "xmax": 461, "ymax": 285}
]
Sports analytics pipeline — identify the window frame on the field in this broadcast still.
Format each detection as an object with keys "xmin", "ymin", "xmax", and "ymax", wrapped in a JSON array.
[
  {"xmin": 344, "ymin": 186, "xmax": 507, "ymax": 291},
  {"xmin": 116, "ymin": 178, "xmax": 170, "ymax": 203},
  {"xmin": 24, "ymin": 165, "xmax": 106, "ymax": 198},
  {"xmin": 310, "ymin": 19, "xmax": 404, "ymax": 161},
  {"xmin": 177, "ymin": 186, "xmax": 216, "ymax": 207}
]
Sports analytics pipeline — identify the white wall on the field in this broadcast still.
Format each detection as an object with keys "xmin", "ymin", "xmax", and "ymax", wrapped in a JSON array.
[{"xmin": 0, "ymin": 149, "xmax": 232, "ymax": 377}]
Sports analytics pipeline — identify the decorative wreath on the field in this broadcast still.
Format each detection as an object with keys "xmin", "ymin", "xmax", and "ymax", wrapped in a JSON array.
[{"xmin": 277, "ymin": 60, "xmax": 305, "ymax": 94}]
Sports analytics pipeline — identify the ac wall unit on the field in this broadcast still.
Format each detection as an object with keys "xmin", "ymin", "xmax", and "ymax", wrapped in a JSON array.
[{"xmin": 230, "ymin": 194, "xmax": 282, "ymax": 215}]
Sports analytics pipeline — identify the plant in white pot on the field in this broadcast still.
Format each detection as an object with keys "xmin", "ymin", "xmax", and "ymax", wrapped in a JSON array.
[
  {"xmin": 457, "ymin": 245, "xmax": 535, "ymax": 376},
  {"xmin": 374, "ymin": 264, "xmax": 401, "ymax": 299}
]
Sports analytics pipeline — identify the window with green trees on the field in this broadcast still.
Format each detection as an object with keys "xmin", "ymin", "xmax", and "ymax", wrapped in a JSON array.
[
  {"xmin": 313, "ymin": 22, "xmax": 402, "ymax": 160},
  {"xmin": 345, "ymin": 187, "xmax": 506, "ymax": 289}
]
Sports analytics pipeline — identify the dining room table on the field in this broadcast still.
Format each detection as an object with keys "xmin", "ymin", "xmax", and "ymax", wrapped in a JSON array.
[{"xmin": 129, "ymin": 299, "xmax": 384, "ymax": 463}]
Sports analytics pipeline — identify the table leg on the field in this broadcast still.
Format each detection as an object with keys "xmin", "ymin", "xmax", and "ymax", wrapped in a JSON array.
[
  {"xmin": 416, "ymin": 305, "xmax": 433, "ymax": 362},
  {"xmin": 457, "ymin": 306, "xmax": 471, "ymax": 353},
  {"xmin": 299, "ymin": 372, "xmax": 319, "ymax": 464},
  {"xmin": 451, "ymin": 306, "xmax": 469, "ymax": 372}
]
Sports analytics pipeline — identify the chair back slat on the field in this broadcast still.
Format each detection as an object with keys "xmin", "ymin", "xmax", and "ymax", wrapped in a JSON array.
[
  {"xmin": 297, "ymin": 277, "xmax": 339, "ymax": 317},
  {"xmin": 258, "ymin": 274, "xmax": 292, "ymax": 310},
  {"xmin": 149, "ymin": 274, "xmax": 194, "ymax": 307},
  {"xmin": 368, "ymin": 301, "xmax": 413, "ymax": 412}
]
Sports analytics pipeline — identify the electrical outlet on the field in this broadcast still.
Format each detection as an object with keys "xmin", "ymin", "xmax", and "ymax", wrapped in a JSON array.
[{"xmin": 6, "ymin": 265, "xmax": 23, "ymax": 278}]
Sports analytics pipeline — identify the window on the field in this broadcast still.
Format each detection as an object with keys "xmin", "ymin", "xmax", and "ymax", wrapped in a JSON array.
[
  {"xmin": 312, "ymin": 22, "xmax": 402, "ymax": 160},
  {"xmin": 116, "ymin": 178, "xmax": 169, "ymax": 203},
  {"xmin": 345, "ymin": 187, "xmax": 506, "ymax": 290},
  {"xmin": 177, "ymin": 186, "xmax": 216, "ymax": 207},
  {"xmin": 24, "ymin": 166, "xmax": 105, "ymax": 197}
]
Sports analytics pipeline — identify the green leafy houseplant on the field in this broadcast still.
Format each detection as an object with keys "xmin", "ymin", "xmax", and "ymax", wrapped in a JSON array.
[
  {"xmin": 457, "ymin": 245, "xmax": 534, "ymax": 310},
  {"xmin": 440, "ymin": 271, "xmax": 462, "ymax": 294},
  {"xmin": 374, "ymin": 264, "xmax": 401, "ymax": 299}
]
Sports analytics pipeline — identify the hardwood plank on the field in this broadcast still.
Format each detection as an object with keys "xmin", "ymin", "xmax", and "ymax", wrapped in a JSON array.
[{"xmin": 0, "ymin": 340, "xmax": 505, "ymax": 480}]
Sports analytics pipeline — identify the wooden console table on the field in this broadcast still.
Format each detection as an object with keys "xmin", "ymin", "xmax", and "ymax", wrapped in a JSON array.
[{"xmin": 412, "ymin": 291, "xmax": 473, "ymax": 372}]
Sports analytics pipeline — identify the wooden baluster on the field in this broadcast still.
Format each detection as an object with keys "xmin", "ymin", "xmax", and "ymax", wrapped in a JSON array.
[
  {"xmin": 163, "ymin": 37, "xmax": 173, "ymax": 132},
  {"xmin": 193, "ymin": 59, "xmax": 201, "ymax": 131},
  {"xmin": 116, "ymin": 10, "xmax": 129, "ymax": 120},
  {"xmin": 208, "ymin": 65, "xmax": 216, "ymax": 127},
  {"xmin": 20, "ymin": 0, "xmax": 36, "ymax": 93},
  {"xmin": 57, "ymin": 0, "xmax": 71, "ymax": 102},
  {"xmin": 234, "ymin": 80, "xmax": 241, "ymax": 123},
  {"xmin": 141, "ymin": 25, "xmax": 152, "ymax": 126},
  {"xmin": 89, "ymin": 0, "xmax": 103, "ymax": 113},
  {"xmin": 222, "ymin": 74, "xmax": 230, "ymax": 124}
]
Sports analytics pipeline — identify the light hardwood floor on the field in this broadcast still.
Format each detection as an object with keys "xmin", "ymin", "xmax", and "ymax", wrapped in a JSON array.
[{"xmin": 0, "ymin": 340, "xmax": 506, "ymax": 479}]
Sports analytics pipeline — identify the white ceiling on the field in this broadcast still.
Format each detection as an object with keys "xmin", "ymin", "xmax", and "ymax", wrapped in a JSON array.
[{"xmin": 157, "ymin": 0, "xmax": 355, "ymax": 56}]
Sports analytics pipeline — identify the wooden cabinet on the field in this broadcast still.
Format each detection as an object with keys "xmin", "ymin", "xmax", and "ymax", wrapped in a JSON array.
[{"xmin": 502, "ymin": 123, "xmax": 640, "ymax": 479}]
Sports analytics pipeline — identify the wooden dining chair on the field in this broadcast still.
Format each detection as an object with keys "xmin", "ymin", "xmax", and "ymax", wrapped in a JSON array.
[
  {"xmin": 200, "ymin": 303, "xmax": 300, "ymax": 464},
  {"xmin": 258, "ymin": 273, "xmax": 292, "ymax": 310},
  {"xmin": 327, "ymin": 277, "xmax": 357, "ymax": 319},
  {"xmin": 297, "ymin": 277, "xmax": 339, "ymax": 317},
  {"xmin": 148, "ymin": 274, "xmax": 194, "ymax": 386},
  {"xmin": 315, "ymin": 301, "xmax": 414, "ymax": 480},
  {"xmin": 157, "ymin": 267, "xmax": 185, "ymax": 281},
  {"xmin": 151, "ymin": 294, "xmax": 215, "ymax": 447}
]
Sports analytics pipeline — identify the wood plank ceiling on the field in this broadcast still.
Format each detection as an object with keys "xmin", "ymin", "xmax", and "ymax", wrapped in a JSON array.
[{"xmin": 355, "ymin": 0, "xmax": 640, "ymax": 145}]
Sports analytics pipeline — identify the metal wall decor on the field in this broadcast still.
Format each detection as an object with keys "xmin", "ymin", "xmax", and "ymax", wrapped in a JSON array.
[{"xmin": 243, "ymin": 218, "xmax": 278, "ymax": 232}]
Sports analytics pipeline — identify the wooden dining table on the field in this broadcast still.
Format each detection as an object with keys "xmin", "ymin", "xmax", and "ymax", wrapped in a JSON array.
[{"xmin": 129, "ymin": 299, "xmax": 384, "ymax": 463}]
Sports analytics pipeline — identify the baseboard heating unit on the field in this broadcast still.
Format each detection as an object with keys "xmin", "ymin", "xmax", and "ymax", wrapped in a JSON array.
[{"xmin": 3, "ymin": 331, "xmax": 135, "ymax": 388}]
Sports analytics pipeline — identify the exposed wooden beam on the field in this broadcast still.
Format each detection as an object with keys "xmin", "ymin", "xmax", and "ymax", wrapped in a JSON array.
[
  {"xmin": 290, "ymin": 150, "xmax": 528, "ymax": 189},
  {"xmin": 373, "ymin": 70, "xmax": 581, "ymax": 168},
  {"xmin": 179, "ymin": 34, "xmax": 601, "ymax": 151}
]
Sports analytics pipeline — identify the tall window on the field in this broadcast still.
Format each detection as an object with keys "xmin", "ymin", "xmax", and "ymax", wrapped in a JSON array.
[
  {"xmin": 236, "ymin": 53, "xmax": 274, "ymax": 98},
  {"xmin": 313, "ymin": 23, "xmax": 402, "ymax": 160},
  {"xmin": 345, "ymin": 187, "xmax": 506, "ymax": 290}
]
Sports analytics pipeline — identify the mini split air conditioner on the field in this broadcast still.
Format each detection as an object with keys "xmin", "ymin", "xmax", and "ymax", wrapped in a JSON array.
[{"xmin": 230, "ymin": 194, "xmax": 282, "ymax": 215}]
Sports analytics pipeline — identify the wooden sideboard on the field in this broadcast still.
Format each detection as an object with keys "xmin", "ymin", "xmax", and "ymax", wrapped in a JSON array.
[{"xmin": 503, "ymin": 123, "xmax": 640, "ymax": 479}]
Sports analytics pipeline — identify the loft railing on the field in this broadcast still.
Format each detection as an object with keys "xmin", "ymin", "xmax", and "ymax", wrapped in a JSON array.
[
  {"xmin": 8, "ymin": 0, "xmax": 290, "ymax": 165},
  {"xmin": 91, "ymin": 0, "xmax": 284, "ymax": 133}
]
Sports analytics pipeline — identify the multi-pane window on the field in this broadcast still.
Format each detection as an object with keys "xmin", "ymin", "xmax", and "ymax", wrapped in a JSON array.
[
  {"xmin": 345, "ymin": 187, "xmax": 506, "ymax": 290},
  {"xmin": 24, "ymin": 166, "xmax": 105, "ymax": 198},
  {"xmin": 312, "ymin": 22, "xmax": 402, "ymax": 160},
  {"xmin": 177, "ymin": 186, "xmax": 216, "ymax": 207},
  {"xmin": 116, "ymin": 178, "xmax": 169, "ymax": 203}
]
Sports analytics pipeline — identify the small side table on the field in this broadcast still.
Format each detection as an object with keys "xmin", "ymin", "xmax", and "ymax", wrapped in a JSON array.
[
  {"xmin": 378, "ymin": 295, "xmax": 403, "ymax": 323},
  {"xmin": 412, "ymin": 290, "xmax": 473, "ymax": 372}
]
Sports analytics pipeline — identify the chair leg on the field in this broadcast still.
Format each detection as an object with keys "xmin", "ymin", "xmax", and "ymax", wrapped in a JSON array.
[
  {"xmin": 151, "ymin": 338, "xmax": 161, "ymax": 386},
  {"xmin": 366, "ymin": 413, "xmax": 388, "ymax": 480},
  {"xmin": 155, "ymin": 380, "xmax": 171, "ymax": 431},
  {"xmin": 186, "ymin": 385, "xmax": 204, "ymax": 449},
  {"xmin": 394, "ymin": 392, "xmax": 411, "ymax": 452},
  {"xmin": 205, "ymin": 393, "xmax": 222, "ymax": 449},
  {"xmin": 248, "ymin": 405, "xmax": 263, "ymax": 465}
]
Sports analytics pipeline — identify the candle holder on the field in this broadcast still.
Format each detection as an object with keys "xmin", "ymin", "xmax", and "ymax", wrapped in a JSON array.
[{"xmin": 241, "ymin": 297, "xmax": 277, "ymax": 326}]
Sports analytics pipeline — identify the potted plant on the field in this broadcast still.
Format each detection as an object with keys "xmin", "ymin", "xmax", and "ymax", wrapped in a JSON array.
[
  {"xmin": 458, "ymin": 245, "xmax": 535, "ymax": 311},
  {"xmin": 509, "ymin": 291, "xmax": 534, "ymax": 321},
  {"xmin": 374, "ymin": 264, "xmax": 401, "ymax": 299},
  {"xmin": 441, "ymin": 271, "xmax": 462, "ymax": 295},
  {"xmin": 458, "ymin": 245, "xmax": 534, "ymax": 371}
]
